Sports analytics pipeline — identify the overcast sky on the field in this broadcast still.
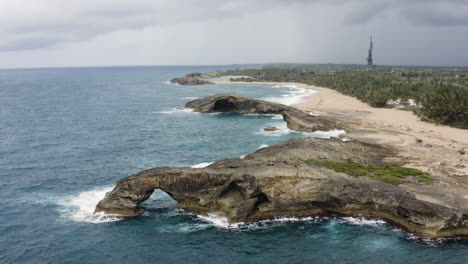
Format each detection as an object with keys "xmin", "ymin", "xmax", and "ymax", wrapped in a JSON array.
[{"xmin": 0, "ymin": 0, "xmax": 467, "ymax": 68}]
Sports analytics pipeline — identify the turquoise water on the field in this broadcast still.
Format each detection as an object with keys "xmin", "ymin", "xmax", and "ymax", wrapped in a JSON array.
[{"xmin": 0, "ymin": 66, "xmax": 466, "ymax": 263}]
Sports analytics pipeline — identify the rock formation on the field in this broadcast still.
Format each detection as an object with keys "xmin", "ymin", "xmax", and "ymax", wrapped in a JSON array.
[
  {"xmin": 95, "ymin": 137, "xmax": 468, "ymax": 239},
  {"xmin": 170, "ymin": 77, "xmax": 214, "ymax": 85},
  {"xmin": 263, "ymin": 127, "xmax": 279, "ymax": 131},
  {"xmin": 185, "ymin": 73, "xmax": 202, "ymax": 77},
  {"xmin": 185, "ymin": 93, "xmax": 342, "ymax": 132}
]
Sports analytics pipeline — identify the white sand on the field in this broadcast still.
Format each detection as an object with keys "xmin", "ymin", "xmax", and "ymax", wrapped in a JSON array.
[{"xmin": 215, "ymin": 80, "xmax": 468, "ymax": 185}]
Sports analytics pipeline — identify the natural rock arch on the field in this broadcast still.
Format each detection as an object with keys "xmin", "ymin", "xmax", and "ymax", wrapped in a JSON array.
[{"xmin": 95, "ymin": 137, "xmax": 468, "ymax": 238}]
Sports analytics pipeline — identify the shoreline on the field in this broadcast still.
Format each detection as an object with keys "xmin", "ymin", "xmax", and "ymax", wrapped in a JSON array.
[{"xmin": 215, "ymin": 79, "xmax": 468, "ymax": 187}]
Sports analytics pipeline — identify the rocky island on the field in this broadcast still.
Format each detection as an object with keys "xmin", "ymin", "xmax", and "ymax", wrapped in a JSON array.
[
  {"xmin": 96, "ymin": 93, "xmax": 468, "ymax": 239},
  {"xmin": 170, "ymin": 73, "xmax": 215, "ymax": 85}
]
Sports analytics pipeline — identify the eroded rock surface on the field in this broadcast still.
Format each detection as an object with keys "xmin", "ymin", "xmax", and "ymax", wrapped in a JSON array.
[
  {"xmin": 185, "ymin": 93, "xmax": 342, "ymax": 132},
  {"xmin": 95, "ymin": 137, "xmax": 468, "ymax": 238}
]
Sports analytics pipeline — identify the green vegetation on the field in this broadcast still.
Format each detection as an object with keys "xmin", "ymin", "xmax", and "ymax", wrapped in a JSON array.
[
  {"xmin": 307, "ymin": 159, "xmax": 433, "ymax": 185},
  {"xmin": 223, "ymin": 65, "xmax": 468, "ymax": 128}
]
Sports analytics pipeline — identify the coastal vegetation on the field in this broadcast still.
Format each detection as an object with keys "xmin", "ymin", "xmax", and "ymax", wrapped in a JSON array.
[
  {"xmin": 307, "ymin": 159, "xmax": 433, "ymax": 185},
  {"xmin": 222, "ymin": 66, "xmax": 468, "ymax": 128}
]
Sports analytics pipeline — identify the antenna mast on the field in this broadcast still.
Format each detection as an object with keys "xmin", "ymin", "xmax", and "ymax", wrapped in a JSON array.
[{"xmin": 367, "ymin": 36, "xmax": 374, "ymax": 68}]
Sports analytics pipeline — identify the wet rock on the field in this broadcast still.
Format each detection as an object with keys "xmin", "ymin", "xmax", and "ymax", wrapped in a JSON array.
[{"xmin": 263, "ymin": 127, "xmax": 279, "ymax": 131}]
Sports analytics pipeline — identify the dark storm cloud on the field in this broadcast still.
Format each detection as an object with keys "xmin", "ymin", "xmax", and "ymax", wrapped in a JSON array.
[
  {"xmin": 344, "ymin": 0, "xmax": 468, "ymax": 26},
  {"xmin": 1, "ymin": 0, "xmax": 467, "ymax": 51}
]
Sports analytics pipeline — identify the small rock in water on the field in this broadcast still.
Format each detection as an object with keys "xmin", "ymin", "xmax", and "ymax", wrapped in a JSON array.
[{"xmin": 263, "ymin": 127, "xmax": 279, "ymax": 131}]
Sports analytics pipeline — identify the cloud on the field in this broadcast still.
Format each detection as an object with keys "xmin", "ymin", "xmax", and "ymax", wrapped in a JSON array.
[
  {"xmin": 402, "ymin": 1, "xmax": 468, "ymax": 27},
  {"xmin": 0, "ymin": 0, "xmax": 467, "ymax": 68},
  {"xmin": 1, "ymin": 0, "xmax": 467, "ymax": 52}
]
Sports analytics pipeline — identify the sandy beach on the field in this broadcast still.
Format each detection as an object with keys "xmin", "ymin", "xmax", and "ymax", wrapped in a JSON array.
[{"xmin": 215, "ymin": 79, "xmax": 468, "ymax": 187}]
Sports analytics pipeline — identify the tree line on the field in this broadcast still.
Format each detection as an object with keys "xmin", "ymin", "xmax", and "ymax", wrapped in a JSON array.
[{"xmin": 223, "ymin": 67, "xmax": 468, "ymax": 128}]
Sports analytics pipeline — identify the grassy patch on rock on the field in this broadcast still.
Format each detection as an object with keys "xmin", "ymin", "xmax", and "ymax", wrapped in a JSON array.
[{"xmin": 307, "ymin": 159, "xmax": 433, "ymax": 185}]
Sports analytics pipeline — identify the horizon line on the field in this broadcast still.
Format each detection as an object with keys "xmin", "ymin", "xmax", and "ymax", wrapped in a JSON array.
[{"xmin": 1, "ymin": 62, "xmax": 468, "ymax": 71}]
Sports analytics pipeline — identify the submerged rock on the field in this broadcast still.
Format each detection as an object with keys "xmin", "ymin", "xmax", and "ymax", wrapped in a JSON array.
[
  {"xmin": 95, "ymin": 137, "xmax": 468, "ymax": 239},
  {"xmin": 263, "ymin": 127, "xmax": 279, "ymax": 131},
  {"xmin": 185, "ymin": 93, "xmax": 341, "ymax": 132},
  {"xmin": 170, "ymin": 77, "xmax": 214, "ymax": 85}
]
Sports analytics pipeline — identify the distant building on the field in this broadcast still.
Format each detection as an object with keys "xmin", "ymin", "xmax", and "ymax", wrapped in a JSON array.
[{"xmin": 367, "ymin": 36, "xmax": 374, "ymax": 68}]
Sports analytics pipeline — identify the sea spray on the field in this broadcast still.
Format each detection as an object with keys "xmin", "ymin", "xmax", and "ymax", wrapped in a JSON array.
[{"xmin": 56, "ymin": 186, "xmax": 122, "ymax": 223}]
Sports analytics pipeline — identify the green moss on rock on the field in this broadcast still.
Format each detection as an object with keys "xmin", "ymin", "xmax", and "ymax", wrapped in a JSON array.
[{"xmin": 307, "ymin": 159, "xmax": 433, "ymax": 185}]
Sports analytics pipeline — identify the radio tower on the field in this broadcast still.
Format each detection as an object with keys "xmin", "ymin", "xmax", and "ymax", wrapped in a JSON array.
[{"xmin": 367, "ymin": 36, "xmax": 374, "ymax": 68}]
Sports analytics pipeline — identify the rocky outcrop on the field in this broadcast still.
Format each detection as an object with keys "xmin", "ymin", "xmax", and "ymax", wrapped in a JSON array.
[
  {"xmin": 95, "ymin": 137, "xmax": 468, "ymax": 238},
  {"xmin": 170, "ymin": 77, "xmax": 214, "ymax": 85},
  {"xmin": 185, "ymin": 93, "xmax": 342, "ymax": 132},
  {"xmin": 263, "ymin": 127, "xmax": 279, "ymax": 131}
]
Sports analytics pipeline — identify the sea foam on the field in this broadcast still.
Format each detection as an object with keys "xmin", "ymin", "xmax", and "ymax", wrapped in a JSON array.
[
  {"xmin": 155, "ymin": 108, "xmax": 195, "ymax": 115},
  {"xmin": 57, "ymin": 186, "xmax": 123, "ymax": 223},
  {"xmin": 263, "ymin": 84, "xmax": 317, "ymax": 106},
  {"xmin": 191, "ymin": 162, "xmax": 214, "ymax": 168},
  {"xmin": 310, "ymin": 129, "xmax": 346, "ymax": 139}
]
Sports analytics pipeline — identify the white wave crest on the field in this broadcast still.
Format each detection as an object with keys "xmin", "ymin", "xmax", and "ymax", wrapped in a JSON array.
[
  {"xmin": 197, "ymin": 213, "xmax": 324, "ymax": 230},
  {"xmin": 197, "ymin": 213, "xmax": 244, "ymax": 229},
  {"xmin": 155, "ymin": 108, "xmax": 195, "ymax": 115},
  {"xmin": 57, "ymin": 186, "xmax": 122, "ymax": 223},
  {"xmin": 191, "ymin": 162, "xmax": 214, "ymax": 168},
  {"xmin": 310, "ymin": 129, "xmax": 346, "ymax": 139},
  {"xmin": 180, "ymin": 97, "xmax": 199, "ymax": 100},
  {"xmin": 257, "ymin": 144, "xmax": 269, "ymax": 150},
  {"xmin": 264, "ymin": 85, "xmax": 317, "ymax": 106},
  {"xmin": 341, "ymin": 216, "xmax": 386, "ymax": 226}
]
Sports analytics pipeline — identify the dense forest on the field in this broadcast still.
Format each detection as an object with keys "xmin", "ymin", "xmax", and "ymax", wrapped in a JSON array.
[{"xmin": 222, "ymin": 66, "xmax": 468, "ymax": 128}]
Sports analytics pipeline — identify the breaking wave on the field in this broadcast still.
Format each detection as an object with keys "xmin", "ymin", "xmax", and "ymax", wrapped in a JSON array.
[
  {"xmin": 154, "ymin": 108, "xmax": 196, "ymax": 114},
  {"xmin": 56, "ymin": 186, "xmax": 123, "ymax": 223},
  {"xmin": 190, "ymin": 162, "xmax": 214, "ymax": 168},
  {"xmin": 263, "ymin": 84, "xmax": 317, "ymax": 106}
]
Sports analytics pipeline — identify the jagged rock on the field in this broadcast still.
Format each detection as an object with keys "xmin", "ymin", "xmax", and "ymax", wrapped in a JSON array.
[
  {"xmin": 95, "ymin": 137, "xmax": 468, "ymax": 238},
  {"xmin": 263, "ymin": 127, "xmax": 279, "ymax": 131},
  {"xmin": 170, "ymin": 77, "xmax": 214, "ymax": 85},
  {"xmin": 185, "ymin": 93, "xmax": 341, "ymax": 132}
]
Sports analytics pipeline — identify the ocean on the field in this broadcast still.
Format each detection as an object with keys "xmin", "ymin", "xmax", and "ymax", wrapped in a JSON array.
[{"xmin": 0, "ymin": 66, "xmax": 466, "ymax": 263}]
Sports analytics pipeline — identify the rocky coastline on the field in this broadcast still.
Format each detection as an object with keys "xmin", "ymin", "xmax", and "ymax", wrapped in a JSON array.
[
  {"xmin": 185, "ymin": 93, "xmax": 343, "ymax": 132},
  {"xmin": 170, "ymin": 73, "xmax": 217, "ymax": 85},
  {"xmin": 95, "ymin": 88, "xmax": 468, "ymax": 239}
]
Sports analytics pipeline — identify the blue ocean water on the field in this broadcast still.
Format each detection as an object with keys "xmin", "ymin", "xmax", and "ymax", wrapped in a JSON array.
[{"xmin": 0, "ymin": 66, "xmax": 466, "ymax": 264}]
